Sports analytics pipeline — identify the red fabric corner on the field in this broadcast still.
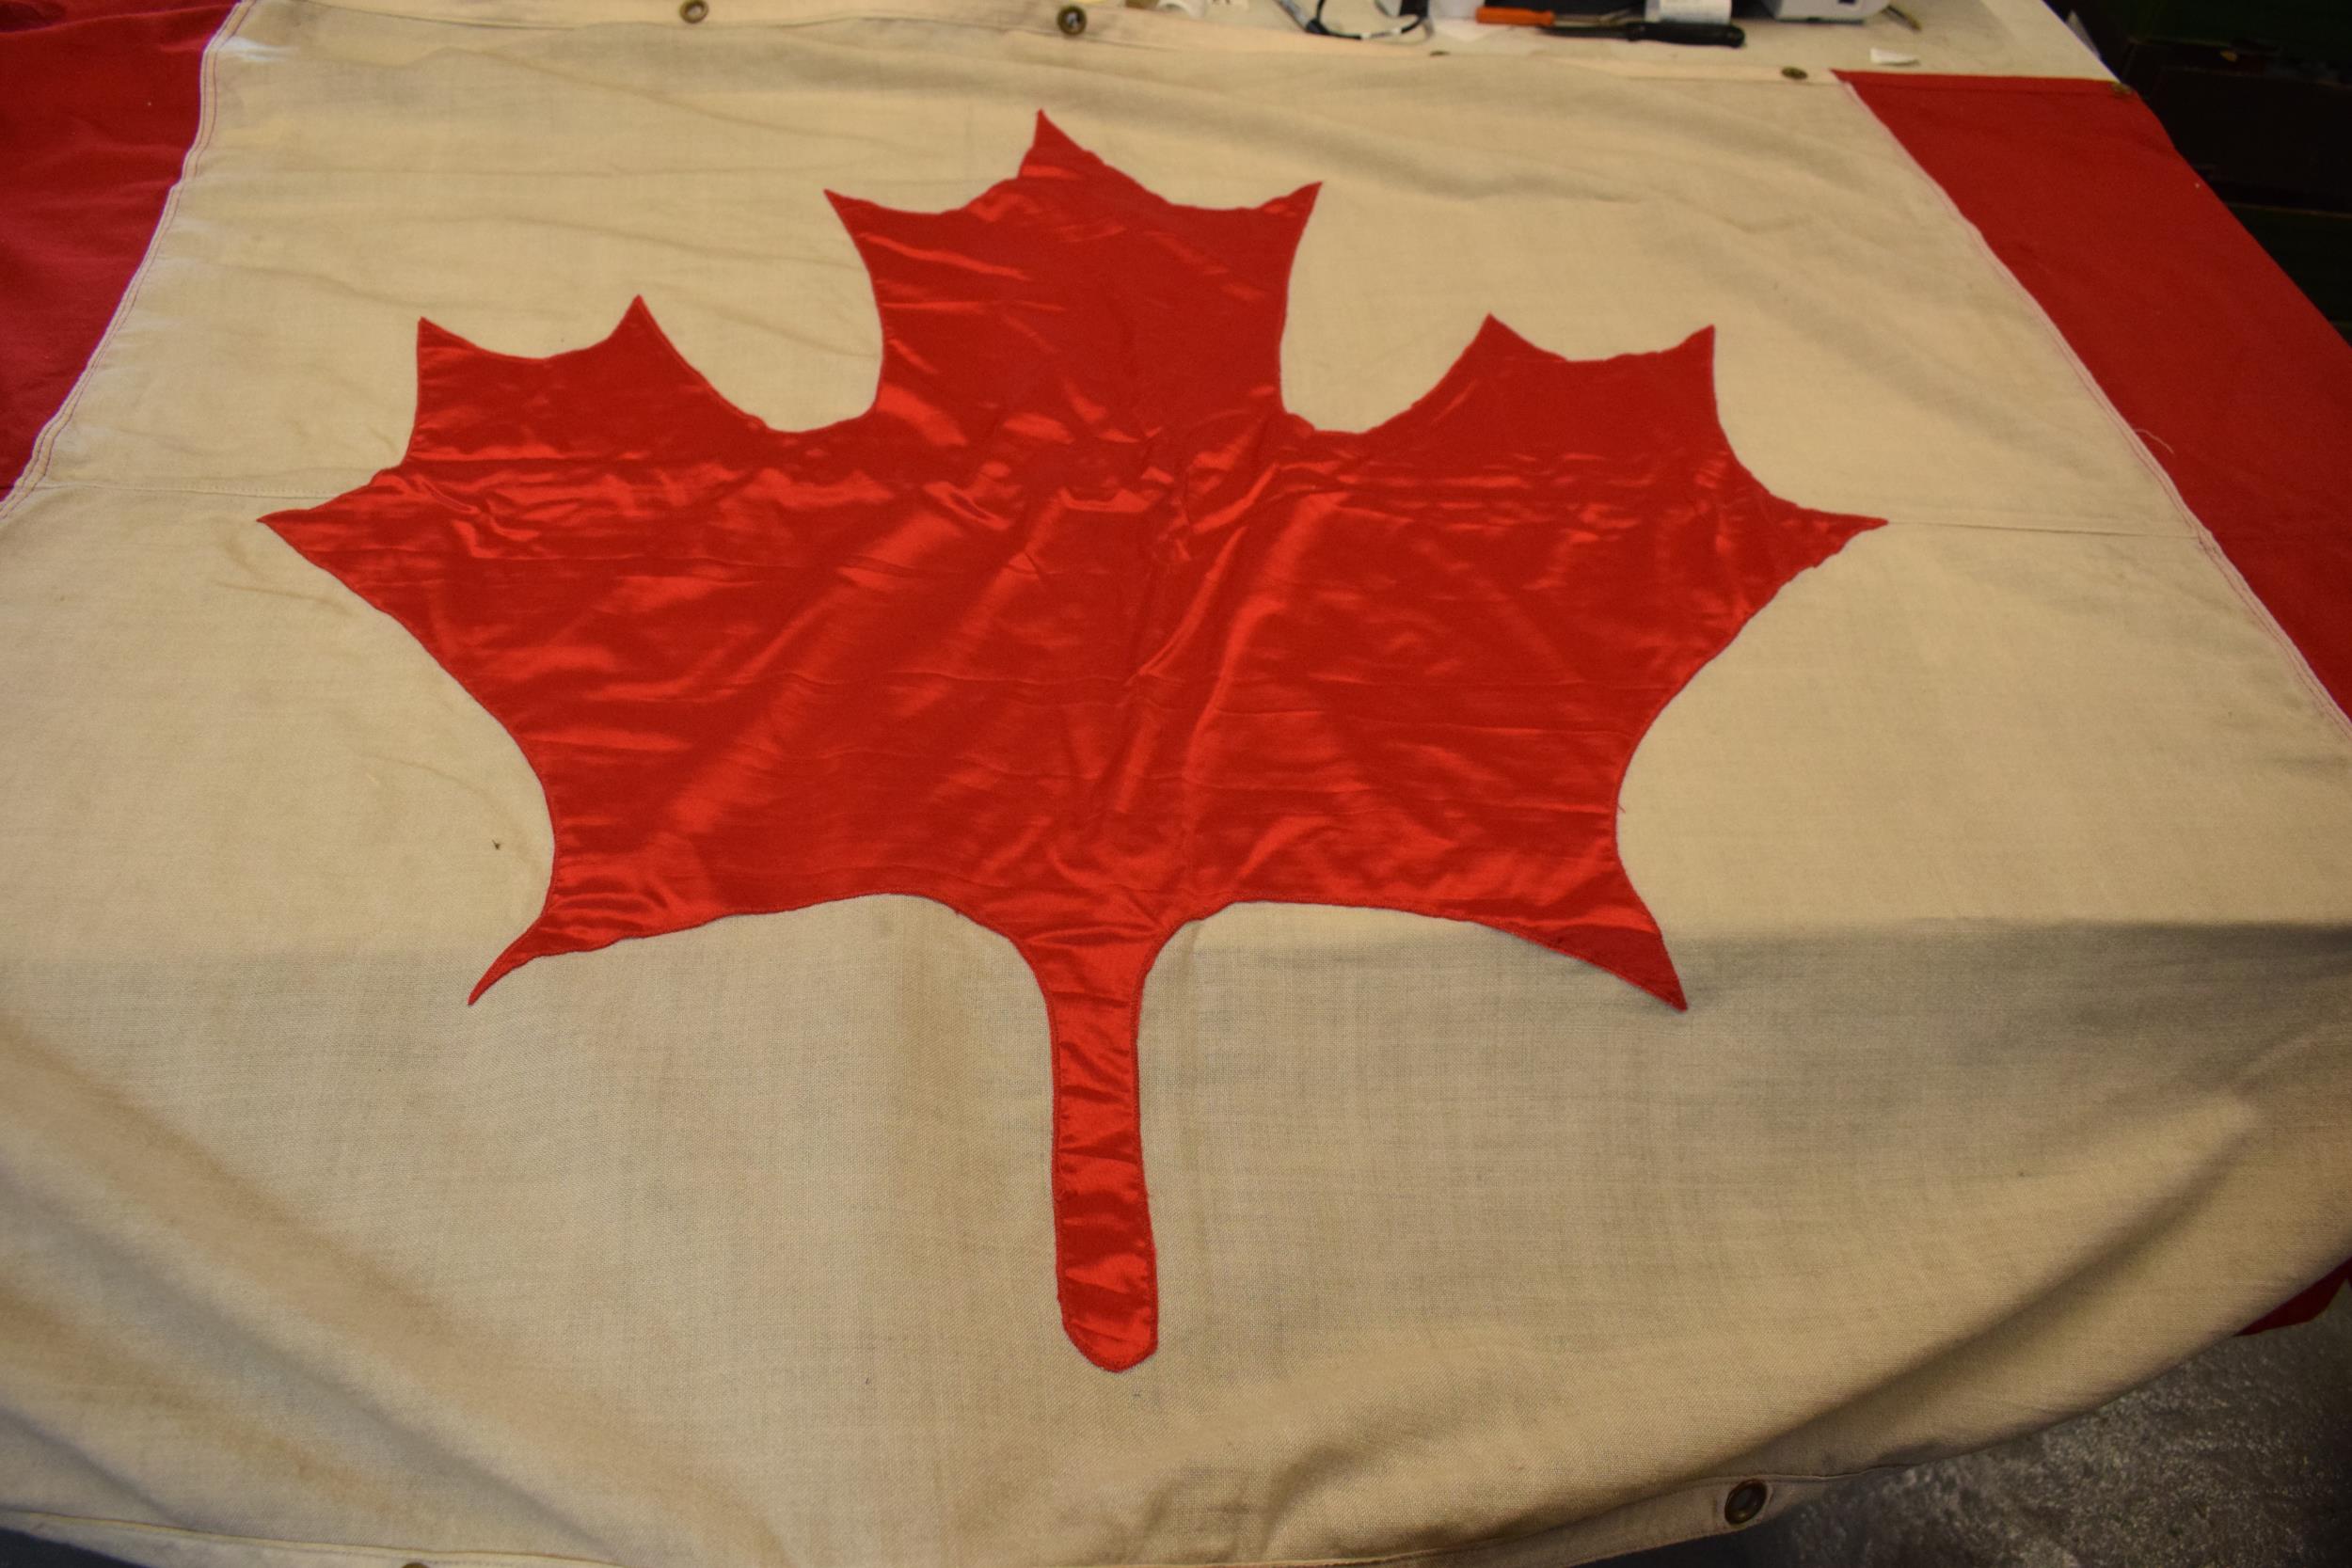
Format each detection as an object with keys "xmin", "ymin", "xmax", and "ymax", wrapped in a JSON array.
[
  {"xmin": 2238, "ymin": 1260, "xmax": 2349, "ymax": 1335},
  {"xmin": 0, "ymin": 0, "xmax": 235, "ymax": 494},
  {"xmin": 1844, "ymin": 72, "xmax": 2352, "ymax": 1339},
  {"xmin": 1841, "ymin": 71, "xmax": 2352, "ymax": 721}
]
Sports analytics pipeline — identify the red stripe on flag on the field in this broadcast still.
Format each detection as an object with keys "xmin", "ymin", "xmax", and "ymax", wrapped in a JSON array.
[
  {"xmin": 1843, "ymin": 72, "xmax": 2352, "ymax": 724},
  {"xmin": 0, "ymin": 0, "xmax": 236, "ymax": 494},
  {"xmin": 1846, "ymin": 71, "xmax": 2351, "ymax": 1337}
]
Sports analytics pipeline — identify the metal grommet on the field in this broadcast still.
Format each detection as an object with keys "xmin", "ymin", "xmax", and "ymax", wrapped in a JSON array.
[
  {"xmin": 679, "ymin": 0, "xmax": 708, "ymax": 22},
  {"xmin": 1724, "ymin": 1479, "xmax": 1770, "ymax": 1527},
  {"xmin": 1057, "ymin": 3, "xmax": 1088, "ymax": 35},
  {"xmin": 1780, "ymin": 66, "xmax": 1808, "ymax": 81}
]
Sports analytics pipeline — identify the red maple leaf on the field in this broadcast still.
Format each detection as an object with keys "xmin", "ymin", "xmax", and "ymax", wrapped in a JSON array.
[{"xmin": 265, "ymin": 115, "xmax": 1880, "ymax": 1370}]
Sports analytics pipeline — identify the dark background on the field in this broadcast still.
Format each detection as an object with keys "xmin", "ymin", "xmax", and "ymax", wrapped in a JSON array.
[{"xmin": 2054, "ymin": 0, "xmax": 2352, "ymax": 339}]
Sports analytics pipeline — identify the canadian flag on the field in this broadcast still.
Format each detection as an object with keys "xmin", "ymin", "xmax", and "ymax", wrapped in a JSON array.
[{"xmin": 3, "ymin": 4, "xmax": 2348, "ymax": 1566}]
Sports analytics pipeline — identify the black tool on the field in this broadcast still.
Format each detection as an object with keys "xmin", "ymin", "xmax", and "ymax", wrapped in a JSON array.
[
  {"xmin": 1474, "ymin": 9, "xmax": 1746, "ymax": 47},
  {"xmin": 1551, "ymin": 18, "xmax": 1746, "ymax": 46}
]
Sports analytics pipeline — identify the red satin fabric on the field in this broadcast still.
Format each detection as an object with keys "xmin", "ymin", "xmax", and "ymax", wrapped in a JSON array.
[{"xmin": 267, "ymin": 115, "xmax": 1879, "ymax": 1370}]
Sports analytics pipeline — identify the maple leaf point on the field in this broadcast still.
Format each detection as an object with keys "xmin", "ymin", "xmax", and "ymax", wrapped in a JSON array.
[{"xmin": 264, "ymin": 111, "xmax": 1881, "ymax": 1371}]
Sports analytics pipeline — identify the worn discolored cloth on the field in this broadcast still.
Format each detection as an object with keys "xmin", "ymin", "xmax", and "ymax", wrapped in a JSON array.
[{"xmin": 2, "ymin": 4, "xmax": 2348, "ymax": 1567}]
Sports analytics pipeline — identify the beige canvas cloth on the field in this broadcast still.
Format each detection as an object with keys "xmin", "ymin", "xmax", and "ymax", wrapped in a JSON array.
[{"xmin": 4, "ymin": 4, "xmax": 2349, "ymax": 1566}]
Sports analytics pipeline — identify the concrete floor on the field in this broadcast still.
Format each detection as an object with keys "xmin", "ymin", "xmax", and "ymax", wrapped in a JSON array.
[{"xmin": 4, "ymin": 1294, "xmax": 2345, "ymax": 1567}]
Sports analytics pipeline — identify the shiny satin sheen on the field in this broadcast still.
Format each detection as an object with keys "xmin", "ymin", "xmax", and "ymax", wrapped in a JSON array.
[{"xmin": 265, "ymin": 115, "xmax": 1880, "ymax": 1370}]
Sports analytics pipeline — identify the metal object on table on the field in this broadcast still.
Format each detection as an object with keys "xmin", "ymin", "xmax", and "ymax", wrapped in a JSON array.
[
  {"xmin": 1475, "ymin": 7, "xmax": 1745, "ymax": 46},
  {"xmin": 1751, "ymin": 0, "xmax": 1890, "ymax": 19}
]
